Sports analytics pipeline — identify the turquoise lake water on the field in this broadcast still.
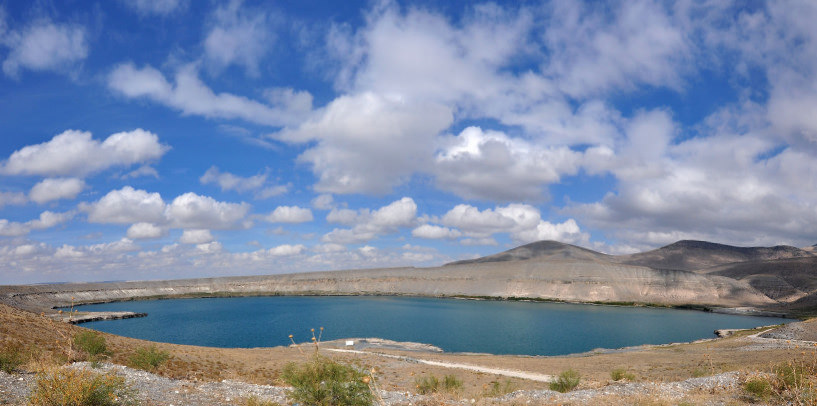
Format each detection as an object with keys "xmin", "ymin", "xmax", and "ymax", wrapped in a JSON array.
[{"xmin": 76, "ymin": 296, "xmax": 790, "ymax": 356}]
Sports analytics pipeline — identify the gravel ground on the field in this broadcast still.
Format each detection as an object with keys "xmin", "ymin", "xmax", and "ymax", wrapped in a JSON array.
[{"xmin": 0, "ymin": 363, "xmax": 756, "ymax": 406}]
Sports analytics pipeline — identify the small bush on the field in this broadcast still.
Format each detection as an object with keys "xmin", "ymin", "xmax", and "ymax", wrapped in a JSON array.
[
  {"xmin": 29, "ymin": 368, "xmax": 133, "ymax": 405},
  {"xmin": 485, "ymin": 379, "xmax": 517, "ymax": 396},
  {"xmin": 415, "ymin": 375, "xmax": 440, "ymax": 395},
  {"xmin": 443, "ymin": 374, "xmax": 463, "ymax": 393},
  {"xmin": 128, "ymin": 345, "xmax": 169, "ymax": 372},
  {"xmin": 774, "ymin": 363, "xmax": 808, "ymax": 388},
  {"xmin": 0, "ymin": 342, "xmax": 26, "ymax": 373},
  {"xmin": 281, "ymin": 355, "xmax": 372, "ymax": 406},
  {"xmin": 550, "ymin": 369, "xmax": 581, "ymax": 393},
  {"xmin": 611, "ymin": 368, "xmax": 635, "ymax": 381},
  {"xmin": 74, "ymin": 331, "xmax": 109, "ymax": 361},
  {"xmin": 743, "ymin": 376, "xmax": 774, "ymax": 399}
]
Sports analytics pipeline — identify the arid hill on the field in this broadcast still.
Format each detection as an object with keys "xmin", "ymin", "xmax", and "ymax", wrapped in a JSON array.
[
  {"xmin": 2, "ymin": 239, "xmax": 816, "ymax": 316},
  {"xmin": 615, "ymin": 240, "xmax": 814, "ymax": 271}
]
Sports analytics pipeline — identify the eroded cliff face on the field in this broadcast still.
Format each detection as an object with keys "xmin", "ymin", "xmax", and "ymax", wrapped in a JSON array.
[{"xmin": 0, "ymin": 257, "xmax": 775, "ymax": 313}]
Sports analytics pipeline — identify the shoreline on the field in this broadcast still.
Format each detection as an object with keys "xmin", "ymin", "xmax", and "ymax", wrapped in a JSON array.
[{"xmin": 48, "ymin": 291, "xmax": 797, "ymax": 325}]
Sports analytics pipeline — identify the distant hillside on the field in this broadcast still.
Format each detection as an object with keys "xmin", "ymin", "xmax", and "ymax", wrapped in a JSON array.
[
  {"xmin": 5, "ymin": 238, "xmax": 817, "ymax": 315},
  {"xmin": 445, "ymin": 240, "xmax": 611, "ymax": 266},
  {"xmin": 703, "ymin": 257, "xmax": 817, "ymax": 302},
  {"xmin": 616, "ymin": 240, "xmax": 814, "ymax": 272}
]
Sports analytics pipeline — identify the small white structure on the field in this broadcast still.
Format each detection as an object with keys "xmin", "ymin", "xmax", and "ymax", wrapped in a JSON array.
[{"xmin": 345, "ymin": 340, "xmax": 355, "ymax": 347}]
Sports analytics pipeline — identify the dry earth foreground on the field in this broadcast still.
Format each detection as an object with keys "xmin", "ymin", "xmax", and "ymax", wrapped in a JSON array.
[{"xmin": 2, "ymin": 239, "xmax": 817, "ymax": 405}]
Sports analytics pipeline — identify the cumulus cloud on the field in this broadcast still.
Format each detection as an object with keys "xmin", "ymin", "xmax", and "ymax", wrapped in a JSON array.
[
  {"xmin": 204, "ymin": 0, "xmax": 275, "ymax": 76},
  {"xmin": 2, "ymin": 19, "xmax": 88, "ymax": 77},
  {"xmin": 200, "ymin": 166, "xmax": 266, "ymax": 192},
  {"xmin": 83, "ymin": 187, "xmax": 167, "ymax": 224},
  {"xmin": 435, "ymin": 127, "xmax": 582, "ymax": 201},
  {"xmin": 275, "ymin": 92, "xmax": 453, "ymax": 194},
  {"xmin": 108, "ymin": 63, "xmax": 312, "ymax": 127},
  {"xmin": 263, "ymin": 206, "xmax": 313, "ymax": 223},
  {"xmin": 167, "ymin": 192, "xmax": 250, "ymax": 230},
  {"xmin": 0, "ymin": 191, "xmax": 27, "ymax": 208},
  {"xmin": 322, "ymin": 197, "xmax": 417, "ymax": 244},
  {"xmin": 126, "ymin": 222, "xmax": 165, "ymax": 239},
  {"xmin": 0, "ymin": 211, "xmax": 73, "ymax": 237},
  {"xmin": 179, "ymin": 229, "xmax": 214, "ymax": 244},
  {"xmin": 29, "ymin": 178, "xmax": 85, "ymax": 204},
  {"xmin": 0, "ymin": 129, "xmax": 169, "ymax": 177},
  {"xmin": 83, "ymin": 187, "xmax": 250, "ymax": 231},
  {"xmin": 411, "ymin": 224, "xmax": 461, "ymax": 240},
  {"xmin": 426, "ymin": 203, "xmax": 588, "ymax": 245}
]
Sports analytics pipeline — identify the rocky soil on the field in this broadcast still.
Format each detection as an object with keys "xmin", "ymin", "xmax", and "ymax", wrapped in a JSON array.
[{"xmin": 0, "ymin": 363, "xmax": 753, "ymax": 405}]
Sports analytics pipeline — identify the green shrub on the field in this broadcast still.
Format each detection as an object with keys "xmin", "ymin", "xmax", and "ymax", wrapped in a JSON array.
[
  {"xmin": 611, "ymin": 368, "xmax": 635, "ymax": 381},
  {"xmin": 743, "ymin": 376, "xmax": 774, "ymax": 399},
  {"xmin": 442, "ymin": 374, "xmax": 463, "ymax": 393},
  {"xmin": 281, "ymin": 355, "xmax": 372, "ymax": 406},
  {"xmin": 414, "ymin": 375, "xmax": 440, "ymax": 395},
  {"xmin": 73, "ymin": 331, "xmax": 109, "ymax": 362},
  {"xmin": 128, "ymin": 345, "xmax": 169, "ymax": 372},
  {"xmin": 549, "ymin": 369, "xmax": 580, "ymax": 393},
  {"xmin": 0, "ymin": 342, "xmax": 26, "ymax": 373},
  {"xmin": 29, "ymin": 368, "xmax": 133, "ymax": 405},
  {"xmin": 774, "ymin": 362, "xmax": 808, "ymax": 388}
]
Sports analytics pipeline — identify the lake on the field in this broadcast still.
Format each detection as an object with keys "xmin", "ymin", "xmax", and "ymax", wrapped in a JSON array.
[{"xmin": 76, "ymin": 296, "xmax": 789, "ymax": 356}]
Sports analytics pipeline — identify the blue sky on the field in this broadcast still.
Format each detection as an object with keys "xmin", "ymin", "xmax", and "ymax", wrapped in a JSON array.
[{"xmin": 2, "ymin": 0, "xmax": 817, "ymax": 284}]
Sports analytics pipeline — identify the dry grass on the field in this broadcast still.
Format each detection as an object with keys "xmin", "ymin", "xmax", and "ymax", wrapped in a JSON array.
[
  {"xmin": 1, "ymin": 302, "xmax": 816, "ymax": 405},
  {"xmin": 29, "ymin": 367, "xmax": 134, "ymax": 406}
]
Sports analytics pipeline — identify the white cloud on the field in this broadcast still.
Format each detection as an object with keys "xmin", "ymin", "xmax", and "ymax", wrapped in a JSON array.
[
  {"xmin": 311, "ymin": 194, "xmax": 334, "ymax": 210},
  {"xmin": 263, "ymin": 206, "xmax": 313, "ymax": 223},
  {"xmin": 0, "ymin": 191, "xmax": 27, "ymax": 208},
  {"xmin": 542, "ymin": 0, "xmax": 691, "ymax": 97},
  {"xmin": 1, "ymin": 129, "xmax": 169, "ymax": 177},
  {"xmin": 275, "ymin": 92, "xmax": 453, "ymax": 194},
  {"xmin": 411, "ymin": 224, "xmax": 461, "ymax": 240},
  {"xmin": 83, "ymin": 187, "xmax": 167, "ymax": 224},
  {"xmin": 322, "ymin": 197, "xmax": 417, "ymax": 244},
  {"xmin": 268, "ymin": 244, "xmax": 306, "ymax": 256},
  {"xmin": 167, "ymin": 192, "xmax": 250, "ymax": 229},
  {"xmin": 179, "ymin": 229, "xmax": 214, "ymax": 244},
  {"xmin": 29, "ymin": 178, "xmax": 85, "ymax": 204},
  {"xmin": 2, "ymin": 20, "xmax": 88, "ymax": 77},
  {"xmin": 0, "ymin": 211, "xmax": 73, "ymax": 237},
  {"xmin": 122, "ymin": 0, "xmax": 185, "ymax": 16},
  {"xmin": 434, "ymin": 127, "xmax": 582, "ymax": 201},
  {"xmin": 126, "ymin": 222, "xmax": 165, "ymax": 239},
  {"xmin": 108, "ymin": 64, "xmax": 311, "ymax": 127},
  {"xmin": 200, "ymin": 166, "xmax": 266, "ymax": 193},
  {"xmin": 434, "ymin": 203, "xmax": 588, "ymax": 245},
  {"xmin": 204, "ymin": 0, "xmax": 275, "ymax": 76}
]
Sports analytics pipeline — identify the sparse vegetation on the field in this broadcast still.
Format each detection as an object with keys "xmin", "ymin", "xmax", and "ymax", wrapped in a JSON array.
[
  {"xmin": 611, "ymin": 367, "xmax": 635, "ymax": 381},
  {"xmin": 743, "ymin": 375, "xmax": 773, "ymax": 399},
  {"xmin": 29, "ymin": 368, "xmax": 134, "ymax": 406},
  {"xmin": 414, "ymin": 375, "xmax": 439, "ymax": 394},
  {"xmin": 0, "ymin": 341, "xmax": 26, "ymax": 373},
  {"xmin": 549, "ymin": 369, "xmax": 581, "ymax": 393},
  {"xmin": 485, "ymin": 379, "xmax": 517, "ymax": 397},
  {"xmin": 128, "ymin": 345, "xmax": 169, "ymax": 372},
  {"xmin": 281, "ymin": 355, "xmax": 372, "ymax": 406},
  {"xmin": 74, "ymin": 330, "xmax": 109, "ymax": 366},
  {"xmin": 242, "ymin": 395, "xmax": 282, "ymax": 406},
  {"xmin": 442, "ymin": 374, "xmax": 463, "ymax": 393},
  {"xmin": 281, "ymin": 328, "xmax": 373, "ymax": 406}
]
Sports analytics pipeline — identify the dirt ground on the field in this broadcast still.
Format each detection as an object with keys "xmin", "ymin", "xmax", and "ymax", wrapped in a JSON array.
[{"xmin": 1, "ymin": 303, "xmax": 815, "ymax": 401}]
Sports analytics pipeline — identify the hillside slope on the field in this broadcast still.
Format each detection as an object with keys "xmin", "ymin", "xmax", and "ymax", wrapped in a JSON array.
[{"xmin": 616, "ymin": 240, "xmax": 814, "ymax": 271}]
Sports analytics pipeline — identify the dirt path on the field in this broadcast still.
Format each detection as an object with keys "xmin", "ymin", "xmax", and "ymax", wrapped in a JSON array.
[{"xmin": 326, "ymin": 348, "xmax": 555, "ymax": 382}]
